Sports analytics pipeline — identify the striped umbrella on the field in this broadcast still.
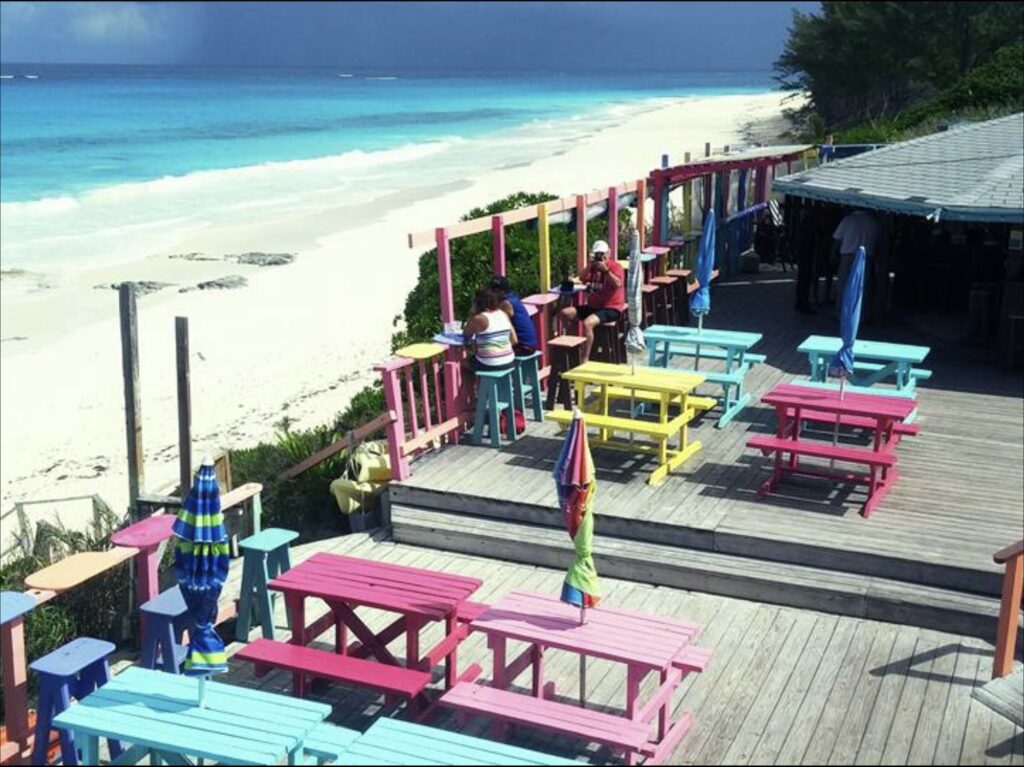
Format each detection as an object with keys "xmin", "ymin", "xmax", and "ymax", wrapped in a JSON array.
[
  {"xmin": 553, "ymin": 408, "xmax": 600, "ymax": 705},
  {"xmin": 173, "ymin": 458, "xmax": 230, "ymax": 705},
  {"xmin": 554, "ymin": 408, "xmax": 600, "ymax": 613}
]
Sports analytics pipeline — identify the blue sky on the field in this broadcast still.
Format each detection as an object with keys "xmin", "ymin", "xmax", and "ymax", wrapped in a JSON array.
[{"xmin": 0, "ymin": 1, "xmax": 819, "ymax": 69}]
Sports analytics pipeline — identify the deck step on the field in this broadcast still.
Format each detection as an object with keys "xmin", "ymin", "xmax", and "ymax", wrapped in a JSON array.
[
  {"xmin": 389, "ymin": 504, "xmax": 1018, "ymax": 642},
  {"xmin": 973, "ymin": 667, "xmax": 1024, "ymax": 726},
  {"xmin": 387, "ymin": 482, "xmax": 1004, "ymax": 597}
]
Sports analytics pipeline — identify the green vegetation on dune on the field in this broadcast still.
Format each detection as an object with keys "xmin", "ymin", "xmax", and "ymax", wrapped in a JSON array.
[{"xmin": 776, "ymin": 2, "xmax": 1024, "ymax": 141}]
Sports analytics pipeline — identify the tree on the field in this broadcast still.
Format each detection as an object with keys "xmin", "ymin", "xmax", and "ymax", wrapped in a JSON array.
[{"xmin": 776, "ymin": 2, "xmax": 1024, "ymax": 132}]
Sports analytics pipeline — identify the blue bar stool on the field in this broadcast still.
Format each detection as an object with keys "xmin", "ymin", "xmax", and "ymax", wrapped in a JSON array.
[
  {"xmin": 471, "ymin": 368, "xmax": 517, "ymax": 447},
  {"xmin": 513, "ymin": 351, "xmax": 544, "ymax": 423},
  {"xmin": 32, "ymin": 637, "xmax": 122, "ymax": 765},
  {"xmin": 139, "ymin": 586, "xmax": 189, "ymax": 674},
  {"xmin": 236, "ymin": 527, "xmax": 298, "ymax": 642}
]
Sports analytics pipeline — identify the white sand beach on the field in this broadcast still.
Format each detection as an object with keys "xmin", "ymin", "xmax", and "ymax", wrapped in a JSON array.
[{"xmin": 0, "ymin": 91, "xmax": 795, "ymax": 542}]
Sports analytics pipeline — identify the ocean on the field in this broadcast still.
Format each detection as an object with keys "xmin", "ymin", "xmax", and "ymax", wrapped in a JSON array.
[{"xmin": 0, "ymin": 65, "xmax": 773, "ymax": 270}]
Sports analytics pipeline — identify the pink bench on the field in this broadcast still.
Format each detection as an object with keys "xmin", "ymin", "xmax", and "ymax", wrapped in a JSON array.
[{"xmin": 236, "ymin": 638, "xmax": 431, "ymax": 710}]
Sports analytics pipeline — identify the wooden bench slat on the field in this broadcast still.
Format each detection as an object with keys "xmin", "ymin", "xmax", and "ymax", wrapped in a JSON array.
[
  {"xmin": 599, "ymin": 386, "xmax": 717, "ymax": 412},
  {"xmin": 798, "ymin": 410, "xmax": 919, "ymax": 435},
  {"xmin": 440, "ymin": 683, "xmax": 649, "ymax": 751},
  {"xmin": 747, "ymin": 436, "xmax": 896, "ymax": 467},
  {"xmin": 546, "ymin": 409, "xmax": 684, "ymax": 438},
  {"xmin": 236, "ymin": 639, "xmax": 431, "ymax": 698},
  {"xmin": 456, "ymin": 601, "xmax": 491, "ymax": 624}
]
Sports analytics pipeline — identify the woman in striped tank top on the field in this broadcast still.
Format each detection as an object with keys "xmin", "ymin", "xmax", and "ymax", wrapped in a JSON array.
[{"xmin": 463, "ymin": 286, "xmax": 517, "ymax": 372}]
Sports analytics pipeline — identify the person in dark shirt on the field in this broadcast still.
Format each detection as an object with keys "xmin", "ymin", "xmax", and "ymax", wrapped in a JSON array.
[{"xmin": 490, "ymin": 275, "xmax": 538, "ymax": 355}]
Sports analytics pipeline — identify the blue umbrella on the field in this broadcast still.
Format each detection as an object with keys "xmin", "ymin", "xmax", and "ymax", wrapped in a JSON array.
[
  {"xmin": 173, "ymin": 458, "xmax": 230, "ymax": 706},
  {"xmin": 690, "ymin": 209, "xmax": 716, "ymax": 369},
  {"xmin": 829, "ymin": 245, "xmax": 866, "ymax": 380},
  {"xmin": 827, "ymin": 246, "xmax": 866, "ymax": 460}
]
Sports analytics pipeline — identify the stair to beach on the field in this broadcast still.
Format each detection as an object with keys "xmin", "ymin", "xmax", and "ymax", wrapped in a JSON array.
[{"xmin": 389, "ymin": 502, "xmax": 1018, "ymax": 643}]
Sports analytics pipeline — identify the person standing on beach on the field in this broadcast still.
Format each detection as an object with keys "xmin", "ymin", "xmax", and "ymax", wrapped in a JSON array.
[
  {"xmin": 558, "ymin": 239, "xmax": 625, "ymax": 363},
  {"xmin": 490, "ymin": 275, "xmax": 538, "ymax": 356}
]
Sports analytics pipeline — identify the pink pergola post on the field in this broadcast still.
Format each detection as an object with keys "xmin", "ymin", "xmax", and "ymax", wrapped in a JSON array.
[
  {"xmin": 636, "ymin": 179, "xmax": 646, "ymax": 251},
  {"xmin": 491, "ymin": 215, "xmax": 505, "ymax": 277},
  {"xmin": 607, "ymin": 186, "xmax": 619, "ymax": 258},
  {"xmin": 436, "ymin": 227, "xmax": 454, "ymax": 325},
  {"xmin": 575, "ymin": 195, "xmax": 587, "ymax": 274},
  {"xmin": 373, "ymin": 358, "xmax": 411, "ymax": 480},
  {"xmin": 652, "ymin": 173, "xmax": 666, "ymax": 246}
]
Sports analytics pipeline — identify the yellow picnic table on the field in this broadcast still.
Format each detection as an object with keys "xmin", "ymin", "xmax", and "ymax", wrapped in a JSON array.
[{"xmin": 548, "ymin": 361, "xmax": 706, "ymax": 485}]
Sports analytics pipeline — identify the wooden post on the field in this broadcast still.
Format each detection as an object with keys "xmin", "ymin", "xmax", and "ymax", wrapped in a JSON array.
[
  {"xmin": 607, "ymin": 187, "xmax": 619, "ymax": 259},
  {"xmin": 636, "ymin": 178, "xmax": 646, "ymax": 251},
  {"xmin": 374, "ymin": 359, "xmax": 411, "ymax": 481},
  {"xmin": 661, "ymin": 154, "xmax": 669, "ymax": 169},
  {"xmin": 575, "ymin": 195, "xmax": 587, "ymax": 275},
  {"xmin": 737, "ymin": 169, "xmax": 748, "ymax": 212},
  {"xmin": 436, "ymin": 227, "xmax": 454, "ymax": 324},
  {"xmin": 992, "ymin": 542, "xmax": 1023, "ymax": 678},
  {"xmin": 683, "ymin": 152, "xmax": 693, "ymax": 235},
  {"xmin": 652, "ymin": 174, "xmax": 666, "ymax": 247},
  {"xmin": 538, "ymin": 203, "xmax": 551, "ymax": 293},
  {"xmin": 175, "ymin": 317, "xmax": 192, "ymax": 498},
  {"xmin": 491, "ymin": 215, "xmax": 505, "ymax": 277},
  {"xmin": 119, "ymin": 283, "xmax": 144, "ymax": 520},
  {"xmin": 704, "ymin": 142, "xmax": 711, "ymax": 157},
  {"xmin": 0, "ymin": 616, "xmax": 30, "ymax": 763}
]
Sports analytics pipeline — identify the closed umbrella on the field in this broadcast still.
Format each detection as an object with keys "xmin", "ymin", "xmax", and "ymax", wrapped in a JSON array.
[
  {"xmin": 690, "ymin": 209, "xmax": 716, "ymax": 370},
  {"xmin": 173, "ymin": 457, "xmax": 230, "ymax": 707},
  {"xmin": 553, "ymin": 409, "xmax": 600, "ymax": 705},
  {"xmin": 624, "ymin": 230, "xmax": 647, "ymax": 420},
  {"xmin": 828, "ymin": 246, "xmax": 866, "ymax": 462}
]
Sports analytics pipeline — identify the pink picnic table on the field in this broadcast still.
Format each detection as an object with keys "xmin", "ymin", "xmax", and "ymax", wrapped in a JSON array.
[
  {"xmin": 269, "ymin": 553, "xmax": 482, "ymax": 696},
  {"xmin": 467, "ymin": 590, "xmax": 711, "ymax": 764},
  {"xmin": 757, "ymin": 383, "xmax": 918, "ymax": 517}
]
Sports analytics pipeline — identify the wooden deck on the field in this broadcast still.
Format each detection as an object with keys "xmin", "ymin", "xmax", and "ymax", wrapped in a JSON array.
[
  {"xmin": 169, "ymin": 531, "xmax": 1024, "ymax": 766},
  {"xmin": 389, "ymin": 272, "xmax": 1024, "ymax": 614}
]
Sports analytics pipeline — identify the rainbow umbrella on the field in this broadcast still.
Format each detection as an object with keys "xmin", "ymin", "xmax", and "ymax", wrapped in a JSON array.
[
  {"xmin": 553, "ymin": 409, "xmax": 600, "ymax": 705},
  {"xmin": 173, "ymin": 458, "xmax": 230, "ymax": 706},
  {"xmin": 554, "ymin": 409, "xmax": 601, "ymax": 614}
]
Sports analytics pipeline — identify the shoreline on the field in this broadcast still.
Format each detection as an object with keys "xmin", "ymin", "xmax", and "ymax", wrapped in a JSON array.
[{"xmin": 0, "ymin": 90, "xmax": 794, "ymax": 540}]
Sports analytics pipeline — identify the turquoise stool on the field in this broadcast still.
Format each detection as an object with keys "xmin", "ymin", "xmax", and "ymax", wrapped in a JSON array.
[
  {"xmin": 472, "ymin": 368, "xmax": 517, "ymax": 447},
  {"xmin": 235, "ymin": 527, "xmax": 298, "ymax": 642},
  {"xmin": 139, "ymin": 586, "xmax": 188, "ymax": 674},
  {"xmin": 513, "ymin": 351, "xmax": 544, "ymax": 423},
  {"xmin": 32, "ymin": 637, "xmax": 122, "ymax": 766}
]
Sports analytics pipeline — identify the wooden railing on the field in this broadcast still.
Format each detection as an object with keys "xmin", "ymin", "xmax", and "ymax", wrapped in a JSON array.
[
  {"xmin": 374, "ymin": 343, "xmax": 464, "ymax": 481},
  {"xmin": 992, "ymin": 538, "xmax": 1024, "ymax": 678}
]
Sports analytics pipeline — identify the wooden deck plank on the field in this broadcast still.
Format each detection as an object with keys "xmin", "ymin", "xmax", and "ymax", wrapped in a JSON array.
[
  {"xmin": 905, "ymin": 631, "xmax": 965, "ymax": 765},
  {"xmin": 934, "ymin": 642, "xmax": 985, "ymax": 765}
]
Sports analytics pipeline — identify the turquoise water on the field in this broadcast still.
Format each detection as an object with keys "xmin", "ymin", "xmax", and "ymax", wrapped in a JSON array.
[{"xmin": 0, "ymin": 65, "xmax": 773, "ymax": 267}]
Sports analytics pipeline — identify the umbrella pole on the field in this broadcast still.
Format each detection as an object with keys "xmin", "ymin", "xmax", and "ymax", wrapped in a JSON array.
[
  {"xmin": 579, "ymin": 604, "xmax": 587, "ymax": 707},
  {"xmin": 198, "ymin": 675, "xmax": 207, "ymax": 709},
  {"xmin": 694, "ymin": 314, "xmax": 704, "ymax": 372},
  {"xmin": 830, "ymin": 374, "xmax": 845, "ymax": 469}
]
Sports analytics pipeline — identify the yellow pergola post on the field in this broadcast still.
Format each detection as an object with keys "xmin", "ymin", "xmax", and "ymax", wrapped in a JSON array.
[{"xmin": 538, "ymin": 203, "xmax": 551, "ymax": 293}]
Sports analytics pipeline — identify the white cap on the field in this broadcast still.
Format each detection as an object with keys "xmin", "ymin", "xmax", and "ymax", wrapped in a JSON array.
[{"xmin": 591, "ymin": 240, "xmax": 610, "ymax": 255}]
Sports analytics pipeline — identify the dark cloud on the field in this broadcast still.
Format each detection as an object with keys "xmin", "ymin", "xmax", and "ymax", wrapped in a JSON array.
[{"xmin": 1, "ymin": 1, "xmax": 819, "ymax": 69}]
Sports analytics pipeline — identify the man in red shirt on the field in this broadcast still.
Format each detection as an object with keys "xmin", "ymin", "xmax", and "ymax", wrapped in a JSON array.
[{"xmin": 558, "ymin": 239, "xmax": 625, "ymax": 362}]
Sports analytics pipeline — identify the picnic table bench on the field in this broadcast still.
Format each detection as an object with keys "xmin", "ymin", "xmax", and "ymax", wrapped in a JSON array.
[
  {"xmin": 645, "ymin": 325, "xmax": 764, "ymax": 427},
  {"xmin": 52, "ymin": 666, "xmax": 330, "ymax": 765},
  {"xmin": 336, "ymin": 717, "xmax": 577, "ymax": 765},
  {"xmin": 440, "ymin": 590, "xmax": 712, "ymax": 765},
  {"xmin": 797, "ymin": 335, "xmax": 931, "ymax": 422},
  {"xmin": 551, "ymin": 361, "xmax": 705, "ymax": 485},
  {"xmin": 265, "ymin": 553, "xmax": 482, "ymax": 699},
  {"xmin": 748, "ymin": 382, "xmax": 918, "ymax": 517}
]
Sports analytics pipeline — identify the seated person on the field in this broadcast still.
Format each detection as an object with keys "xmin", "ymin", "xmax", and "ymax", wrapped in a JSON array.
[
  {"xmin": 558, "ymin": 239, "xmax": 625, "ymax": 362},
  {"xmin": 490, "ymin": 275, "xmax": 538, "ymax": 356},
  {"xmin": 463, "ymin": 286, "xmax": 518, "ymax": 373}
]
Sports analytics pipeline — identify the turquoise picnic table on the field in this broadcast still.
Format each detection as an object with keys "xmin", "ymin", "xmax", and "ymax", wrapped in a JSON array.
[
  {"xmin": 796, "ymin": 335, "xmax": 931, "ymax": 422},
  {"xmin": 338, "ymin": 718, "xmax": 578, "ymax": 765},
  {"xmin": 645, "ymin": 324, "xmax": 765, "ymax": 427},
  {"xmin": 52, "ymin": 665, "xmax": 331, "ymax": 765}
]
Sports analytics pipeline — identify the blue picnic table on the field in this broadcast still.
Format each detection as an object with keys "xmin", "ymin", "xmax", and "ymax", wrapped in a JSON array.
[
  {"xmin": 796, "ymin": 335, "xmax": 932, "ymax": 422},
  {"xmin": 52, "ymin": 665, "xmax": 331, "ymax": 765},
  {"xmin": 644, "ymin": 324, "xmax": 765, "ymax": 427},
  {"xmin": 339, "ymin": 717, "xmax": 578, "ymax": 765}
]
